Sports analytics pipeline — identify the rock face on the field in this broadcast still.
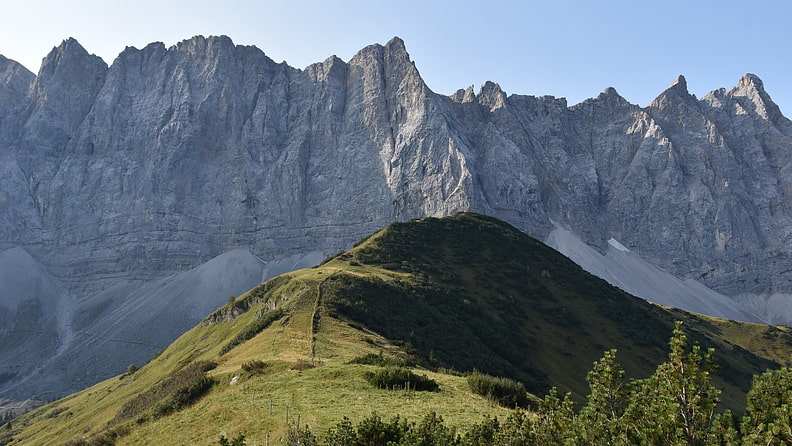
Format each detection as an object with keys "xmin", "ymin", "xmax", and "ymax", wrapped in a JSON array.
[
  {"xmin": 2, "ymin": 35, "xmax": 792, "ymax": 400},
  {"xmin": 453, "ymin": 74, "xmax": 792, "ymax": 297},
  {"xmin": 0, "ymin": 55, "xmax": 34, "ymax": 119}
]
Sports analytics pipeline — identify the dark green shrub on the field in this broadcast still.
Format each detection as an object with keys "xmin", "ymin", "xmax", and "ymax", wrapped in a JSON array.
[
  {"xmin": 467, "ymin": 371, "xmax": 529, "ymax": 408},
  {"xmin": 112, "ymin": 361, "xmax": 216, "ymax": 425},
  {"xmin": 119, "ymin": 363, "xmax": 139, "ymax": 380},
  {"xmin": 44, "ymin": 407, "xmax": 67, "ymax": 419},
  {"xmin": 217, "ymin": 433, "xmax": 246, "ymax": 446},
  {"xmin": 363, "ymin": 367, "xmax": 439, "ymax": 392},
  {"xmin": 241, "ymin": 360, "xmax": 267, "ymax": 375},
  {"xmin": 437, "ymin": 367, "xmax": 463, "ymax": 377},
  {"xmin": 354, "ymin": 413, "xmax": 409, "ymax": 445},
  {"xmin": 321, "ymin": 251, "xmax": 347, "ymax": 265},
  {"xmin": 401, "ymin": 411, "xmax": 459, "ymax": 445},
  {"xmin": 284, "ymin": 423, "xmax": 317, "ymax": 446},
  {"xmin": 348, "ymin": 352, "xmax": 406, "ymax": 368},
  {"xmin": 62, "ymin": 425, "xmax": 130, "ymax": 446},
  {"xmin": 292, "ymin": 360, "xmax": 315, "ymax": 371},
  {"xmin": 325, "ymin": 412, "xmax": 456, "ymax": 446}
]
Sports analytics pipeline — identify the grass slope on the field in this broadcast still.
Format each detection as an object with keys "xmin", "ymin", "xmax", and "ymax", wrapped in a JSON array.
[{"xmin": 5, "ymin": 213, "xmax": 792, "ymax": 445}]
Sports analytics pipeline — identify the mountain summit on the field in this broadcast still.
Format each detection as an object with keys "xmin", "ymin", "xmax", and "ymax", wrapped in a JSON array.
[{"xmin": 1, "ymin": 35, "xmax": 792, "ymax": 402}]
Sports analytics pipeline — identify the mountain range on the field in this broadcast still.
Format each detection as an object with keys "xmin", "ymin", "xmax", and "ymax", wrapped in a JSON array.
[{"xmin": 1, "ymin": 35, "xmax": 791, "ymax": 403}]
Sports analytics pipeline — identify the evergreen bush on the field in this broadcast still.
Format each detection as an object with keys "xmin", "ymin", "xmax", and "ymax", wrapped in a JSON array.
[
  {"xmin": 466, "ymin": 371, "xmax": 529, "ymax": 408},
  {"xmin": 363, "ymin": 367, "xmax": 439, "ymax": 392}
]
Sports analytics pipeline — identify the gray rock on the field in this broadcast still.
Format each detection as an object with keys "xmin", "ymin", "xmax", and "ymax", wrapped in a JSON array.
[
  {"xmin": 0, "ymin": 54, "xmax": 34, "ymax": 120},
  {"xmin": 2, "ymin": 35, "xmax": 792, "ymax": 401}
]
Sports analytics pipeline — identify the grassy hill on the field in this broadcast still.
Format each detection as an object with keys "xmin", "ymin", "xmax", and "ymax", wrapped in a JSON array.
[{"xmin": 4, "ymin": 213, "xmax": 792, "ymax": 445}]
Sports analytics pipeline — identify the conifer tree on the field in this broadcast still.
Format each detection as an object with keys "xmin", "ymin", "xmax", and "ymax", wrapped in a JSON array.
[
  {"xmin": 625, "ymin": 321, "xmax": 720, "ymax": 445},
  {"xmin": 740, "ymin": 367, "xmax": 792, "ymax": 445},
  {"xmin": 576, "ymin": 349, "xmax": 631, "ymax": 445},
  {"xmin": 534, "ymin": 387, "xmax": 575, "ymax": 444}
]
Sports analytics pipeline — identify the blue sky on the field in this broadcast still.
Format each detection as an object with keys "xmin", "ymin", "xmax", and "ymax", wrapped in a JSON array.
[{"xmin": 3, "ymin": 0, "xmax": 791, "ymax": 115}]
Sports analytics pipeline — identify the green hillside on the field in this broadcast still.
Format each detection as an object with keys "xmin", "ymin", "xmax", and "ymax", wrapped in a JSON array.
[
  {"xmin": 4, "ymin": 213, "xmax": 792, "ymax": 446},
  {"xmin": 318, "ymin": 213, "xmax": 789, "ymax": 407}
]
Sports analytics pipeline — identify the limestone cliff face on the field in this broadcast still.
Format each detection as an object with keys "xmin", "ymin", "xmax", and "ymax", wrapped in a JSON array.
[
  {"xmin": 445, "ymin": 73, "xmax": 792, "ymax": 298},
  {"xmin": 0, "ymin": 55, "xmax": 33, "ymax": 120},
  {"xmin": 1, "ymin": 36, "xmax": 478, "ymax": 294},
  {"xmin": 2, "ymin": 35, "xmax": 792, "ymax": 400}
]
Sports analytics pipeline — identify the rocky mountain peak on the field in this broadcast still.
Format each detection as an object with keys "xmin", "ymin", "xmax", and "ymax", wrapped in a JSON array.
[
  {"xmin": 449, "ymin": 85, "xmax": 477, "ymax": 104},
  {"xmin": 385, "ymin": 36, "xmax": 407, "ymax": 54},
  {"xmin": 117, "ymin": 41, "xmax": 167, "ymax": 59},
  {"xmin": 172, "ymin": 34, "xmax": 235, "ymax": 55},
  {"xmin": 383, "ymin": 36, "xmax": 420, "ymax": 78},
  {"xmin": 21, "ymin": 37, "xmax": 108, "ymax": 142},
  {"xmin": 306, "ymin": 54, "xmax": 347, "ymax": 83},
  {"xmin": 670, "ymin": 74, "xmax": 688, "ymax": 90},
  {"xmin": 55, "ymin": 37, "xmax": 86, "ymax": 54},
  {"xmin": 738, "ymin": 73, "xmax": 764, "ymax": 91},
  {"xmin": 0, "ymin": 54, "xmax": 34, "ymax": 81},
  {"xmin": 648, "ymin": 74, "xmax": 697, "ymax": 111},
  {"xmin": 478, "ymin": 81, "xmax": 507, "ymax": 110},
  {"xmin": 729, "ymin": 73, "xmax": 787, "ymax": 126},
  {"xmin": 350, "ymin": 36, "xmax": 416, "ymax": 74},
  {"xmin": 321, "ymin": 54, "xmax": 346, "ymax": 72},
  {"xmin": 663, "ymin": 74, "xmax": 691, "ymax": 99},
  {"xmin": 571, "ymin": 85, "xmax": 634, "ymax": 120},
  {"xmin": 108, "ymin": 42, "xmax": 169, "ymax": 75},
  {"xmin": 0, "ymin": 55, "xmax": 35, "ymax": 116},
  {"xmin": 39, "ymin": 38, "xmax": 107, "ymax": 75},
  {"xmin": 350, "ymin": 41, "xmax": 382, "ymax": 63},
  {"xmin": 35, "ymin": 37, "xmax": 107, "ymax": 86},
  {"xmin": 595, "ymin": 86, "xmax": 628, "ymax": 105}
]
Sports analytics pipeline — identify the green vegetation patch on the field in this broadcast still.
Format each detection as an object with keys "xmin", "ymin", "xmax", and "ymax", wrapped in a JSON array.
[
  {"xmin": 363, "ymin": 367, "xmax": 440, "ymax": 392},
  {"xmin": 325, "ymin": 213, "xmax": 790, "ymax": 410},
  {"xmin": 63, "ymin": 424, "xmax": 131, "ymax": 446},
  {"xmin": 111, "ymin": 360, "xmax": 217, "ymax": 425},
  {"xmin": 347, "ymin": 352, "xmax": 407, "ymax": 368},
  {"xmin": 322, "ymin": 272, "xmax": 549, "ymax": 394},
  {"xmin": 466, "ymin": 371, "xmax": 530, "ymax": 409},
  {"xmin": 240, "ymin": 360, "xmax": 268, "ymax": 375}
]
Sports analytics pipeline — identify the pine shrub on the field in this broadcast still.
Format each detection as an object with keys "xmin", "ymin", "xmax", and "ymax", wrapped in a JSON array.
[
  {"xmin": 467, "ymin": 371, "xmax": 529, "ymax": 408},
  {"xmin": 363, "ymin": 367, "xmax": 439, "ymax": 392}
]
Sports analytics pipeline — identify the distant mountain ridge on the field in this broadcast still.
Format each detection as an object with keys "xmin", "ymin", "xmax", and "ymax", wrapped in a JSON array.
[{"xmin": 1, "ymin": 35, "xmax": 791, "ymax": 401}]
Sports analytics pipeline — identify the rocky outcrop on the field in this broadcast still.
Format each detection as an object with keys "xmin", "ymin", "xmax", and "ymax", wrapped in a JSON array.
[
  {"xmin": 2, "ymin": 35, "xmax": 792, "ymax": 401},
  {"xmin": 0, "ymin": 55, "xmax": 33, "ymax": 119}
]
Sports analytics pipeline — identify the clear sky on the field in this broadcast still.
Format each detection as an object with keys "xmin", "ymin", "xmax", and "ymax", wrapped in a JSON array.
[{"xmin": 2, "ymin": 0, "xmax": 791, "ymax": 115}]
